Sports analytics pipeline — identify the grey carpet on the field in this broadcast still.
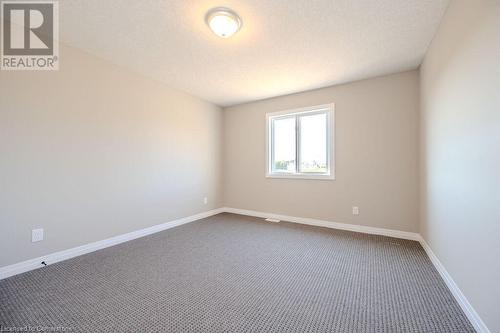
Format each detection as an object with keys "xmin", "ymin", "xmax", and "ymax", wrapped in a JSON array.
[{"xmin": 0, "ymin": 213, "xmax": 474, "ymax": 332}]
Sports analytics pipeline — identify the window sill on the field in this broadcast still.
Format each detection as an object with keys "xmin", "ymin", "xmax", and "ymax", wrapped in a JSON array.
[{"xmin": 266, "ymin": 173, "xmax": 335, "ymax": 180}]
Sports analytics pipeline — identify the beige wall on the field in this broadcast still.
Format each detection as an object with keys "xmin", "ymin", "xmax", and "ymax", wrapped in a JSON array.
[
  {"xmin": 420, "ymin": 1, "xmax": 500, "ymax": 331},
  {"xmin": 223, "ymin": 71, "xmax": 419, "ymax": 232},
  {"xmin": 0, "ymin": 45, "xmax": 223, "ymax": 267}
]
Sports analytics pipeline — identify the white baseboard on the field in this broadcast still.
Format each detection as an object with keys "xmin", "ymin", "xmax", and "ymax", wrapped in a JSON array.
[
  {"xmin": 223, "ymin": 207, "xmax": 420, "ymax": 241},
  {"xmin": 1, "ymin": 207, "xmax": 418, "ymax": 281},
  {"xmin": 0, "ymin": 208, "xmax": 225, "ymax": 280},
  {"xmin": 418, "ymin": 236, "xmax": 491, "ymax": 333}
]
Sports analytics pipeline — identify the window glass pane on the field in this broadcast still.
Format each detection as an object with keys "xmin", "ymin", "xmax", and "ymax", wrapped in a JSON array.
[
  {"xmin": 272, "ymin": 117, "xmax": 296, "ymax": 172},
  {"xmin": 299, "ymin": 113, "xmax": 327, "ymax": 173}
]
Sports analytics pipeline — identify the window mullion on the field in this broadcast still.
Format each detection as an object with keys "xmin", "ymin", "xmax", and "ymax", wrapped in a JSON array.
[
  {"xmin": 270, "ymin": 119, "xmax": 274, "ymax": 173},
  {"xmin": 296, "ymin": 115, "xmax": 300, "ymax": 174},
  {"xmin": 326, "ymin": 112, "xmax": 330, "ymax": 174}
]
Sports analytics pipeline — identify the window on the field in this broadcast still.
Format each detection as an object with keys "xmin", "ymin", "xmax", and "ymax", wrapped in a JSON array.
[{"xmin": 266, "ymin": 104, "xmax": 334, "ymax": 179}]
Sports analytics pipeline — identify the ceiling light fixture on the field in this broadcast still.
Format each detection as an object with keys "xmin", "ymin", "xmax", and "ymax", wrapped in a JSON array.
[{"xmin": 205, "ymin": 7, "xmax": 242, "ymax": 38}]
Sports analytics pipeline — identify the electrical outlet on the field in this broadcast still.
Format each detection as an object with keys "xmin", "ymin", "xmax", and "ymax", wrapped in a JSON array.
[
  {"xmin": 203, "ymin": 197, "xmax": 208, "ymax": 205},
  {"xmin": 352, "ymin": 206, "xmax": 360, "ymax": 216},
  {"xmin": 32, "ymin": 228, "xmax": 44, "ymax": 242}
]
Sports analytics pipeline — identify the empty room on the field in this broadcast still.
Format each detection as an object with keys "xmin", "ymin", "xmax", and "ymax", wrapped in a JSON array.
[{"xmin": 0, "ymin": 0, "xmax": 498, "ymax": 332}]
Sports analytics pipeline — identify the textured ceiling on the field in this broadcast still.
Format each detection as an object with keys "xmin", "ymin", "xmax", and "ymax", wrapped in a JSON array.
[{"xmin": 59, "ymin": 0, "xmax": 449, "ymax": 107}]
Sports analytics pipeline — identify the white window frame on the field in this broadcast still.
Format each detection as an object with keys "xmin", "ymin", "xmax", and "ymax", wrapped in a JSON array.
[{"xmin": 266, "ymin": 103, "xmax": 335, "ymax": 180}]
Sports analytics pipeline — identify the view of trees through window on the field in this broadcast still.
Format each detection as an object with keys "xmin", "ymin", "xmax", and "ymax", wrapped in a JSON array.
[
  {"xmin": 270, "ymin": 109, "xmax": 329, "ymax": 175},
  {"xmin": 272, "ymin": 116, "xmax": 296, "ymax": 172},
  {"xmin": 299, "ymin": 113, "xmax": 327, "ymax": 173}
]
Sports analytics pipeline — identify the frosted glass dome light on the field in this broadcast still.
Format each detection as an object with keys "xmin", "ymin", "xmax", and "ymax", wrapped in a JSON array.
[{"xmin": 205, "ymin": 8, "xmax": 242, "ymax": 38}]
